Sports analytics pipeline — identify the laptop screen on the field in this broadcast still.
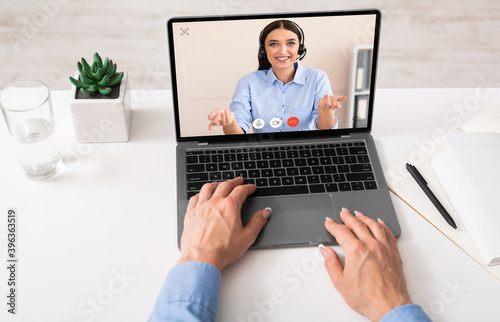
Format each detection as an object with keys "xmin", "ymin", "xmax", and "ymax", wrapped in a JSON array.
[{"xmin": 167, "ymin": 10, "xmax": 380, "ymax": 142}]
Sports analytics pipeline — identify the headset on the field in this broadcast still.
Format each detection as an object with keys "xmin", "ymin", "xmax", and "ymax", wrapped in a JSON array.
[{"xmin": 258, "ymin": 20, "xmax": 307, "ymax": 61}]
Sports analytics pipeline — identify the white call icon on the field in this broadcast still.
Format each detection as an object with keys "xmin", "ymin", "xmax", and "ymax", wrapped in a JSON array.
[{"xmin": 252, "ymin": 118, "xmax": 265, "ymax": 129}]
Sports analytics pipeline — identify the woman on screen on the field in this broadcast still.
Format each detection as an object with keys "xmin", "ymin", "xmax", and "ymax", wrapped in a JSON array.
[{"xmin": 208, "ymin": 19, "xmax": 346, "ymax": 134}]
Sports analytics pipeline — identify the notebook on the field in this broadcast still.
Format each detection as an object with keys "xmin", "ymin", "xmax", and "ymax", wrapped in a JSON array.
[
  {"xmin": 167, "ymin": 9, "xmax": 401, "ymax": 248},
  {"xmin": 431, "ymin": 132, "xmax": 500, "ymax": 266}
]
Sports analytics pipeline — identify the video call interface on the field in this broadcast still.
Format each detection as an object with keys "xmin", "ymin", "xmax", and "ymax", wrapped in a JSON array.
[{"xmin": 170, "ymin": 13, "xmax": 378, "ymax": 138}]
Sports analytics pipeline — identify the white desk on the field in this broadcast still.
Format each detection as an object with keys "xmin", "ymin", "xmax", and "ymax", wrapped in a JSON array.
[{"xmin": 1, "ymin": 89, "xmax": 499, "ymax": 322}]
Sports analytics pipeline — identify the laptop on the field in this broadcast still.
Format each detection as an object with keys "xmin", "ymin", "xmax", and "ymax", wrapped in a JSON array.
[{"xmin": 167, "ymin": 9, "xmax": 401, "ymax": 249}]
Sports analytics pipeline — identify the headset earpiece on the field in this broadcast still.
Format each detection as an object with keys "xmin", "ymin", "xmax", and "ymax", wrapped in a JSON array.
[{"xmin": 258, "ymin": 46, "xmax": 266, "ymax": 58}]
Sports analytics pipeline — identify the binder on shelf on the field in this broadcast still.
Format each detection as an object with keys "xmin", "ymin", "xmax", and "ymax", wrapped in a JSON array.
[
  {"xmin": 355, "ymin": 49, "xmax": 371, "ymax": 91},
  {"xmin": 354, "ymin": 95, "xmax": 369, "ymax": 128}
]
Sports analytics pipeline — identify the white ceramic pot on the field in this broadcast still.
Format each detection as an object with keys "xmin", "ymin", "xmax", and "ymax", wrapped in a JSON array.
[{"xmin": 70, "ymin": 71, "xmax": 132, "ymax": 143}]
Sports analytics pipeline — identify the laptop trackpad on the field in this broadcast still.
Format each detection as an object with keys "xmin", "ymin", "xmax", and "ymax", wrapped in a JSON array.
[{"xmin": 241, "ymin": 194, "xmax": 339, "ymax": 249}]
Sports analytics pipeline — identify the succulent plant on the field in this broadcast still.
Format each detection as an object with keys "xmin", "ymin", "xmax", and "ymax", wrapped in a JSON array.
[{"xmin": 69, "ymin": 52, "xmax": 124, "ymax": 96}]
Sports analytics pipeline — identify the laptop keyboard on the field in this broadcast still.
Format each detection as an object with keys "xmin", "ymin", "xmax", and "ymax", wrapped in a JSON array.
[{"xmin": 185, "ymin": 141, "xmax": 377, "ymax": 199}]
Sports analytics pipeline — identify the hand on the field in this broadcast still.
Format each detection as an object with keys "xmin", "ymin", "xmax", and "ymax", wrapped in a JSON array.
[
  {"xmin": 208, "ymin": 109, "xmax": 236, "ymax": 130},
  {"xmin": 321, "ymin": 208, "xmax": 412, "ymax": 321},
  {"xmin": 177, "ymin": 177, "xmax": 271, "ymax": 271},
  {"xmin": 318, "ymin": 95, "xmax": 347, "ymax": 110}
]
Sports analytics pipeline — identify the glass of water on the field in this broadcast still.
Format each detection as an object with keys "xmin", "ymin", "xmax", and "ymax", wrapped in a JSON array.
[{"xmin": 1, "ymin": 80, "xmax": 61, "ymax": 181}]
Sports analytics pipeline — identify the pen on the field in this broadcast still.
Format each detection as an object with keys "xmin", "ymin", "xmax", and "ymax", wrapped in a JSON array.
[{"xmin": 405, "ymin": 163, "xmax": 457, "ymax": 229}]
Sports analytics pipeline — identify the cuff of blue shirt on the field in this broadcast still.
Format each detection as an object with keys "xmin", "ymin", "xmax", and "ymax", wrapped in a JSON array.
[
  {"xmin": 149, "ymin": 261, "xmax": 222, "ymax": 321},
  {"xmin": 315, "ymin": 115, "xmax": 338, "ymax": 130},
  {"xmin": 380, "ymin": 304, "xmax": 431, "ymax": 322}
]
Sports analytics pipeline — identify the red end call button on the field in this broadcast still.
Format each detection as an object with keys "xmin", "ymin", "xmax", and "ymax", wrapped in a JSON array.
[{"xmin": 287, "ymin": 117, "xmax": 299, "ymax": 127}]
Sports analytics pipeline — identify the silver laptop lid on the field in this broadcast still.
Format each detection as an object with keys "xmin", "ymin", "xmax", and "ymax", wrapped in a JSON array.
[{"xmin": 167, "ymin": 10, "xmax": 381, "ymax": 143}]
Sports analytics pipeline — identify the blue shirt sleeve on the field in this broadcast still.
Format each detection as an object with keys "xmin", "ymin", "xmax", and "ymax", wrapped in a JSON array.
[
  {"xmin": 148, "ymin": 261, "xmax": 222, "ymax": 322},
  {"xmin": 381, "ymin": 304, "xmax": 432, "ymax": 322}
]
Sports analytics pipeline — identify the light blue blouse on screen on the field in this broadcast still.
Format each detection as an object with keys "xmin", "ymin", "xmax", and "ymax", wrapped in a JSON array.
[{"xmin": 229, "ymin": 62, "xmax": 337, "ymax": 133}]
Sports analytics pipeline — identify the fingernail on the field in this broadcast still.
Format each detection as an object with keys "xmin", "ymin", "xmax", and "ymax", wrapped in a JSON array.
[
  {"xmin": 377, "ymin": 218, "xmax": 386, "ymax": 225},
  {"xmin": 341, "ymin": 207, "xmax": 349, "ymax": 212},
  {"xmin": 262, "ymin": 207, "xmax": 272, "ymax": 219},
  {"xmin": 325, "ymin": 217, "xmax": 334, "ymax": 222},
  {"xmin": 354, "ymin": 210, "xmax": 360, "ymax": 216},
  {"xmin": 318, "ymin": 244, "xmax": 328, "ymax": 258}
]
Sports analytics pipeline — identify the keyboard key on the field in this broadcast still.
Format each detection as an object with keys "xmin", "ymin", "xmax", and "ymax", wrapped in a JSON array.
[
  {"xmin": 336, "ymin": 148, "xmax": 349, "ymax": 155},
  {"xmin": 325, "ymin": 166, "xmax": 337, "ymax": 174},
  {"xmin": 274, "ymin": 151, "xmax": 286, "ymax": 159},
  {"xmin": 222, "ymin": 171, "xmax": 235, "ymax": 179},
  {"xmin": 351, "ymin": 182, "xmax": 365, "ymax": 190},
  {"xmin": 357, "ymin": 155, "xmax": 370, "ymax": 163},
  {"xmin": 186, "ymin": 156, "xmax": 198, "ymax": 163},
  {"xmin": 206, "ymin": 163, "xmax": 217, "ymax": 171},
  {"xmin": 333, "ymin": 174, "xmax": 346, "ymax": 182},
  {"xmin": 248, "ymin": 170, "xmax": 261, "ymax": 178},
  {"xmin": 307, "ymin": 158, "xmax": 319, "ymax": 166},
  {"xmin": 235, "ymin": 170, "xmax": 247, "ymax": 178},
  {"xmin": 364, "ymin": 181, "xmax": 377, "ymax": 189},
  {"xmin": 312, "ymin": 149, "xmax": 324, "ymax": 157},
  {"xmin": 309, "ymin": 184, "xmax": 325, "ymax": 193},
  {"xmin": 244, "ymin": 178, "xmax": 255, "ymax": 185},
  {"xmin": 282, "ymin": 177, "xmax": 294, "ymax": 185},
  {"xmin": 295, "ymin": 176, "xmax": 307, "ymax": 184},
  {"xmin": 312, "ymin": 166, "xmax": 325, "ymax": 174},
  {"xmin": 282, "ymin": 159, "xmax": 294, "ymax": 167},
  {"xmin": 224, "ymin": 154, "xmax": 236, "ymax": 162},
  {"xmin": 320, "ymin": 174, "xmax": 333, "ymax": 183},
  {"xmin": 210, "ymin": 172, "xmax": 222, "ymax": 180},
  {"xmin": 324, "ymin": 148, "xmax": 337, "ymax": 156},
  {"xmin": 307, "ymin": 175, "xmax": 320, "ymax": 184},
  {"xmin": 187, "ymin": 191, "xmax": 198, "ymax": 199},
  {"xmin": 262, "ymin": 152, "xmax": 274, "ymax": 159},
  {"xmin": 244, "ymin": 161, "xmax": 257, "ymax": 169},
  {"xmin": 187, "ymin": 164, "xmax": 204, "ymax": 173},
  {"xmin": 270, "ymin": 160, "xmax": 282, "ymax": 168},
  {"xmin": 211, "ymin": 155, "xmax": 223, "ymax": 162},
  {"xmin": 286, "ymin": 167, "xmax": 299, "ymax": 176},
  {"xmin": 332, "ymin": 157, "xmax": 345, "ymax": 164},
  {"xmin": 252, "ymin": 185, "xmax": 309, "ymax": 197},
  {"xmin": 256, "ymin": 178, "xmax": 268, "ymax": 187},
  {"xmin": 250, "ymin": 153, "xmax": 262, "ymax": 160},
  {"xmin": 237, "ymin": 153, "xmax": 249, "ymax": 161},
  {"xmin": 346, "ymin": 172, "xmax": 375, "ymax": 181},
  {"xmin": 261, "ymin": 169, "xmax": 273, "ymax": 177},
  {"xmin": 349, "ymin": 146, "xmax": 368, "ymax": 155},
  {"xmin": 345, "ymin": 156, "xmax": 358, "ymax": 164},
  {"xmin": 199, "ymin": 155, "xmax": 211, "ymax": 163},
  {"xmin": 325, "ymin": 183, "xmax": 339, "ymax": 192},
  {"xmin": 299, "ymin": 150, "xmax": 312, "ymax": 157},
  {"xmin": 350, "ymin": 164, "xmax": 372, "ymax": 172},
  {"xmin": 319, "ymin": 157, "xmax": 332, "ymax": 165},
  {"xmin": 187, "ymin": 151, "xmax": 204, "ymax": 155},
  {"xmin": 187, "ymin": 182, "xmax": 206, "ymax": 191},
  {"xmin": 269, "ymin": 178, "xmax": 282, "ymax": 186},
  {"xmin": 337, "ymin": 165, "xmax": 350, "ymax": 173},
  {"xmin": 187, "ymin": 173, "xmax": 208, "ymax": 182},
  {"xmin": 219, "ymin": 163, "xmax": 230, "ymax": 171},
  {"xmin": 274, "ymin": 168, "xmax": 286, "ymax": 176},
  {"xmin": 353, "ymin": 142, "xmax": 366, "ymax": 146},
  {"xmin": 339, "ymin": 183, "xmax": 351, "ymax": 191},
  {"xmin": 232, "ymin": 162, "xmax": 243, "ymax": 170},
  {"xmin": 257, "ymin": 161, "xmax": 269, "ymax": 168},
  {"xmin": 295, "ymin": 159, "xmax": 307, "ymax": 166},
  {"xmin": 287, "ymin": 150, "xmax": 299, "ymax": 158},
  {"xmin": 299, "ymin": 167, "xmax": 312, "ymax": 175}
]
